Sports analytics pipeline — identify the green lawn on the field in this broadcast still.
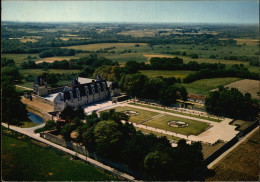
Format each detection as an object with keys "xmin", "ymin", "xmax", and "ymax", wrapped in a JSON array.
[
  {"xmin": 136, "ymin": 127, "xmax": 182, "ymax": 141},
  {"xmin": 143, "ymin": 114, "xmax": 210, "ymax": 136},
  {"xmin": 106, "ymin": 106, "xmax": 159, "ymax": 123},
  {"xmin": 130, "ymin": 103, "xmax": 221, "ymax": 122},
  {"xmin": 2, "ymin": 134, "xmax": 117, "ymax": 181},
  {"xmin": 19, "ymin": 121, "xmax": 39, "ymax": 128},
  {"xmin": 139, "ymin": 70, "xmax": 197, "ymax": 80},
  {"xmin": 179, "ymin": 77, "xmax": 242, "ymax": 95}
]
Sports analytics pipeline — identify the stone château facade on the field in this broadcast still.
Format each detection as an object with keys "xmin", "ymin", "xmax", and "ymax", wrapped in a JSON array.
[{"xmin": 33, "ymin": 75, "xmax": 120, "ymax": 111}]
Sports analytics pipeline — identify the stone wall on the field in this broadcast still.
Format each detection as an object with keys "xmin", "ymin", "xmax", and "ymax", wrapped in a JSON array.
[
  {"xmin": 40, "ymin": 132, "xmax": 146, "ymax": 179},
  {"xmin": 34, "ymin": 94, "xmax": 54, "ymax": 106}
]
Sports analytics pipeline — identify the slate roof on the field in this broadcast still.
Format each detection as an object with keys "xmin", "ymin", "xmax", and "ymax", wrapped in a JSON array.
[{"xmin": 61, "ymin": 80, "xmax": 108, "ymax": 101}]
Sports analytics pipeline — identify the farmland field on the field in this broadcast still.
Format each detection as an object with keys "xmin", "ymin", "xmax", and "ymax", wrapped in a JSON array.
[
  {"xmin": 61, "ymin": 43, "xmax": 148, "ymax": 51},
  {"xmin": 143, "ymin": 114, "xmax": 210, "ymax": 136},
  {"xmin": 106, "ymin": 106, "xmax": 159, "ymax": 123},
  {"xmin": 20, "ymin": 69, "xmax": 80, "ymax": 77},
  {"xmin": 139, "ymin": 70, "xmax": 197, "ymax": 80},
  {"xmin": 2, "ymin": 134, "xmax": 117, "ymax": 181},
  {"xmin": 1, "ymin": 54, "xmax": 39, "ymax": 66},
  {"xmin": 36, "ymin": 56, "xmax": 80, "ymax": 64},
  {"xmin": 206, "ymin": 128, "xmax": 259, "ymax": 181},
  {"xmin": 212, "ymin": 79, "xmax": 259, "ymax": 99},
  {"xmin": 179, "ymin": 77, "xmax": 242, "ymax": 95}
]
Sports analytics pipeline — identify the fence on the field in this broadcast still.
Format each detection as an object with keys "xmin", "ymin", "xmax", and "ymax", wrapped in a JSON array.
[{"xmin": 40, "ymin": 132, "xmax": 147, "ymax": 180}]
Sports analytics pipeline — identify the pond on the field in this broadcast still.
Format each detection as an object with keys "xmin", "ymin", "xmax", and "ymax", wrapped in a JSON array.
[{"xmin": 27, "ymin": 112, "xmax": 44, "ymax": 124}]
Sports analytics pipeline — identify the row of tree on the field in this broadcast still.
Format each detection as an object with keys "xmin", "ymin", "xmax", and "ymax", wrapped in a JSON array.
[
  {"xmin": 20, "ymin": 55, "xmax": 118, "ymax": 70},
  {"xmin": 119, "ymin": 73, "xmax": 187, "ymax": 105},
  {"xmin": 183, "ymin": 64, "xmax": 258, "ymax": 83},
  {"xmin": 205, "ymin": 86, "xmax": 259, "ymax": 120}
]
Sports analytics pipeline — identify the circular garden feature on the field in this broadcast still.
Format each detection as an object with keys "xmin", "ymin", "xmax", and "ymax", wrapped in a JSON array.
[
  {"xmin": 167, "ymin": 121, "xmax": 188, "ymax": 128},
  {"xmin": 122, "ymin": 110, "xmax": 139, "ymax": 117}
]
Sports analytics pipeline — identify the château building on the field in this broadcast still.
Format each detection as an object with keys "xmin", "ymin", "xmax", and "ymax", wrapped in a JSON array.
[{"xmin": 33, "ymin": 74, "xmax": 120, "ymax": 111}]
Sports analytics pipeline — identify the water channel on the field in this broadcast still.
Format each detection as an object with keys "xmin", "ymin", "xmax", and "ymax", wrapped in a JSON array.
[{"xmin": 27, "ymin": 112, "xmax": 44, "ymax": 124}]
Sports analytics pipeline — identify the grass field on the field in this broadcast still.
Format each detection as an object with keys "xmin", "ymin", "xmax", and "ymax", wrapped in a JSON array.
[
  {"xmin": 206, "ymin": 128, "xmax": 259, "ymax": 181},
  {"xmin": 1, "ymin": 54, "xmax": 39, "ymax": 66},
  {"xmin": 36, "ymin": 56, "xmax": 80, "ymax": 64},
  {"xmin": 179, "ymin": 77, "xmax": 242, "ymax": 95},
  {"xmin": 136, "ymin": 127, "xmax": 182, "ymax": 141},
  {"xmin": 20, "ymin": 69, "xmax": 80, "ymax": 77},
  {"xmin": 19, "ymin": 121, "xmax": 39, "ymax": 128},
  {"xmin": 130, "ymin": 103, "xmax": 220, "ymax": 122},
  {"xmin": 2, "ymin": 134, "xmax": 117, "ymax": 181},
  {"xmin": 143, "ymin": 114, "xmax": 210, "ymax": 136},
  {"xmin": 107, "ymin": 106, "xmax": 159, "ymax": 123},
  {"xmin": 61, "ymin": 43, "xmax": 148, "ymax": 51},
  {"xmin": 139, "ymin": 70, "xmax": 197, "ymax": 80},
  {"xmin": 215, "ymin": 79, "xmax": 259, "ymax": 99}
]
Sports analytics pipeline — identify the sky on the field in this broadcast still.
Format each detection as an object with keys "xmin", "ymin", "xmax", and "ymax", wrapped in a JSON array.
[{"xmin": 1, "ymin": 1, "xmax": 259, "ymax": 24}]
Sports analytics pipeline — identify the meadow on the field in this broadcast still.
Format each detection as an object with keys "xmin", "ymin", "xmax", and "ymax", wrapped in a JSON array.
[
  {"xmin": 2, "ymin": 134, "xmax": 117, "ymax": 181},
  {"xmin": 61, "ymin": 43, "xmax": 148, "ymax": 51},
  {"xmin": 179, "ymin": 77, "xmax": 242, "ymax": 95},
  {"xmin": 139, "ymin": 70, "xmax": 197, "ymax": 80},
  {"xmin": 143, "ymin": 114, "xmax": 210, "ymax": 136},
  {"xmin": 217, "ymin": 79, "xmax": 259, "ymax": 99}
]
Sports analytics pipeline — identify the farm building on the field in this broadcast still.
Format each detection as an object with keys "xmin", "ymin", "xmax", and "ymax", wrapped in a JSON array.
[
  {"xmin": 187, "ymin": 94, "xmax": 206, "ymax": 104},
  {"xmin": 33, "ymin": 74, "xmax": 120, "ymax": 111}
]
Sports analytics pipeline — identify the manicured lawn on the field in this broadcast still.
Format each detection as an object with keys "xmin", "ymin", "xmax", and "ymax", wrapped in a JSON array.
[
  {"xmin": 136, "ymin": 127, "xmax": 182, "ymax": 141},
  {"xmin": 106, "ymin": 106, "xmax": 159, "ymax": 123},
  {"xmin": 2, "ymin": 134, "xmax": 117, "ymax": 181},
  {"xmin": 143, "ymin": 115, "xmax": 210, "ymax": 136},
  {"xmin": 139, "ymin": 70, "xmax": 197, "ymax": 80},
  {"xmin": 179, "ymin": 77, "xmax": 241, "ymax": 95},
  {"xmin": 130, "ymin": 103, "xmax": 221, "ymax": 122},
  {"xmin": 206, "ymin": 128, "xmax": 259, "ymax": 181}
]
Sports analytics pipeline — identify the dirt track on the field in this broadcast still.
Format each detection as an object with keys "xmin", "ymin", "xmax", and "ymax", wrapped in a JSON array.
[{"xmin": 21, "ymin": 96, "xmax": 53, "ymax": 121}]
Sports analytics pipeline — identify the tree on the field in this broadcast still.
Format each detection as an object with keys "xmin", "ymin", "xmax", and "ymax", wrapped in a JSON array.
[
  {"xmin": 93, "ymin": 65, "xmax": 122, "ymax": 82},
  {"xmin": 74, "ymin": 105, "xmax": 85, "ymax": 119},
  {"xmin": 60, "ymin": 105, "xmax": 75, "ymax": 120},
  {"xmin": 61, "ymin": 123, "xmax": 73, "ymax": 141},
  {"xmin": 2, "ymin": 76, "xmax": 28, "ymax": 128},
  {"xmin": 178, "ymin": 86, "xmax": 188, "ymax": 101},
  {"xmin": 1, "ymin": 66, "xmax": 22, "ymax": 82},
  {"xmin": 143, "ymin": 77, "xmax": 165, "ymax": 100},
  {"xmin": 205, "ymin": 86, "xmax": 259, "ymax": 120},
  {"xmin": 120, "ymin": 73, "xmax": 147, "ymax": 97},
  {"xmin": 159, "ymin": 85, "xmax": 178, "ymax": 106},
  {"xmin": 93, "ymin": 120, "xmax": 123, "ymax": 158},
  {"xmin": 144, "ymin": 151, "xmax": 171, "ymax": 180},
  {"xmin": 46, "ymin": 73, "xmax": 58, "ymax": 85}
]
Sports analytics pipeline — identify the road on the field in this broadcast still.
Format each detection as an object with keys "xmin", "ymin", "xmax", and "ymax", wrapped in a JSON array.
[
  {"xmin": 207, "ymin": 126, "xmax": 259, "ymax": 169},
  {"xmin": 15, "ymin": 85, "xmax": 33, "ymax": 90},
  {"xmin": 1, "ymin": 123, "xmax": 135, "ymax": 181}
]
